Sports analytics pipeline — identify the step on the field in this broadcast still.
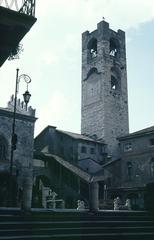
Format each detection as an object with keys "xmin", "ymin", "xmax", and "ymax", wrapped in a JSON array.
[
  {"xmin": 1, "ymin": 220, "xmax": 154, "ymax": 231},
  {"xmin": 0, "ymin": 220, "xmax": 154, "ymax": 229},
  {"xmin": 0, "ymin": 232, "xmax": 154, "ymax": 240},
  {"xmin": 0, "ymin": 210, "xmax": 154, "ymax": 240},
  {"xmin": 0, "ymin": 225, "xmax": 154, "ymax": 237},
  {"xmin": 1, "ymin": 215, "xmax": 153, "ymax": 222}
]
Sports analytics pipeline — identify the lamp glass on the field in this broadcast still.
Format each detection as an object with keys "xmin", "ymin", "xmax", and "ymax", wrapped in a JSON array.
[{"xmin": 23, "ymin": 90, "xmax": 31, "ymax": 104}]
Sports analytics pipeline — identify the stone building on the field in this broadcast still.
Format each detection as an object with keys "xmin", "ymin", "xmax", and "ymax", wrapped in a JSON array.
[
  {"xmin": 117, "ymin": 127, "xmax": 154, "ymax": 208},
  {"xmin": 33, "ymin": 126, "xmax": 106, "ymax": 209},
  {"xmin": 98, "ymin": 126, "xmax": 154, "ymax": 209},
  {"xmin": 0, "ymin": 96, "xmax": 36, "ymax": 208},
  {"xmin": 33, "ymin": 20, "xmax": 154, "ymax": 210},
  {"xmin": 34, "ymin": 125, "xmax": 107, "ymax": 173}
]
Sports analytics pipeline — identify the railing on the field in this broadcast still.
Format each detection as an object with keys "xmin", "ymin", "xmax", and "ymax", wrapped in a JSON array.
[{"xmin": 0, "ymin": 0, "xmax": 36, "ymax": 16}]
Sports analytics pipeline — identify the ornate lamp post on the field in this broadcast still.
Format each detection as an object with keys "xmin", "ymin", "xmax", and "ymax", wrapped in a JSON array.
[{"xmin": 10, "ymin": 68, "xmax": 31, "ymax": 177}]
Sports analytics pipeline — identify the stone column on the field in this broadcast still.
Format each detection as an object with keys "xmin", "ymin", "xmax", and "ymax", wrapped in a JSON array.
[
  {"xmin": 89, "ymin": 181, "xmax": 99, "ymax": 212},
  {"xmin": 22, "ymin": 175, "xmax": 33, "ymax": 211}
]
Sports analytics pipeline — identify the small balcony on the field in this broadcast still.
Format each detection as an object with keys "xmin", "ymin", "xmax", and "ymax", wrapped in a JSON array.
[{"xmin": 0, "ymin": 0, "xmax": 37, "ymax": 67}]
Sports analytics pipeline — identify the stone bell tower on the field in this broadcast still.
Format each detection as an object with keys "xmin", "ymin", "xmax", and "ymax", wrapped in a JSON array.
[{"xmin": 81, "ymin": 20, "xmax": 129, "ymax": 159}]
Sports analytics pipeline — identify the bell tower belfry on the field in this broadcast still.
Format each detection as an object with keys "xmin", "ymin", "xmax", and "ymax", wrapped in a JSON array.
[{"xmin": 81, "ymin": 20, "xmax": 129, "ymax": 158}]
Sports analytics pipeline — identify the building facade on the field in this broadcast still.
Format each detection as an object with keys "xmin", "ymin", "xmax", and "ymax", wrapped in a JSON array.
[
  {"xmin": 0, "ymin": 96, "xmax": 36, "ymax": 207},
  {"xmin": 33, "ymin": 126, "xmax": 107, "ymax": 209},
  {"xmin": 34, "ymin": 125, "xmax": 107, "ymax": 173}
]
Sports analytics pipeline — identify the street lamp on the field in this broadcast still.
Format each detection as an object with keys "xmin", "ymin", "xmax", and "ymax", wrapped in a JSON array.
[
  {"xmin": 23, "ymin": 90, "xmax": 31, "ymax": 111},
  {"xmin": 10, "ymin": 68, "xmax": 32, "ymax": 177}
]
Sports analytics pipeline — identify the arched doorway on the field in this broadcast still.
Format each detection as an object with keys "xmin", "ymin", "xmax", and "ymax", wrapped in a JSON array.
[
  {"xmin": 145, "ymin": 182, "xmax": 154, "ymax": 211},
  {"xmin": 32, "ymin": 175, "xmax": 51, "ymax": 208},
  {"xmin": 0, "ymin": 172, "xmax": 17, "ymax": 207},
  {"xmin": 127, "ymin": 193, "xmax": 139, "ymax": 210}
]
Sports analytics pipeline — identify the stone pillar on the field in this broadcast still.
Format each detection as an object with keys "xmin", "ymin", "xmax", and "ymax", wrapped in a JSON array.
[
  {"xmin": 89, "ymin": 181, "xmax": 99, "ymax": 212},
  {"xmin": 22, "ymin": 175, "xmax": 33, "ymax": 211}
]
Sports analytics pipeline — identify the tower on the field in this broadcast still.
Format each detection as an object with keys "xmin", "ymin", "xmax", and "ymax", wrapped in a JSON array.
[{"xmin": 81, "ymin": 20, "xmax": 129, "ymax": 159}]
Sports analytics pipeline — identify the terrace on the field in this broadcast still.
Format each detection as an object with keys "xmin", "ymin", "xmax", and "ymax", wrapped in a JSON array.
[{"xmin": 0, "ymin": 0, "xmax": 37, "ymax": 67}]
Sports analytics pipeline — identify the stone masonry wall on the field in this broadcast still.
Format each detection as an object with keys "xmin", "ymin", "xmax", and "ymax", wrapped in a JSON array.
[{"xmin": 0, "ymin": 100, "xmax": 36, "ymax": 193}]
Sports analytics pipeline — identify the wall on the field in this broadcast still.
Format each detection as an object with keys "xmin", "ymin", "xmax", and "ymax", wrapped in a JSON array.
[
  {"xmin": 0, "ymin": 104, "xmax": 36, "ymax": 207},
  {"xmin": 120, "ymin": 133, "xmax": 154, "ymax": 188}
]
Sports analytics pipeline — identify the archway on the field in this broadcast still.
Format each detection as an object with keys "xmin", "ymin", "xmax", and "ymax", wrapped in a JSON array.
[
  {"xmin": 145, "ymin": 182, "xmax": 154, "ymax": 211},
  {"xmin": 87, "ymin": 38, "xmax": 97, "ymax": 60},
  {"xmin": 32, "ymin": 175, "xmax": 51, "ymax": 208},
  {"xmin": 0, "ymin": 172, "xmax": 17, "ymax": 206},
  {"xmin": 109, "ymin": 38, "xmax": 120, "ymax": 57},
  {"xmin": 127, "ymin": 193, "xmax": 139, "ymax": 210}
]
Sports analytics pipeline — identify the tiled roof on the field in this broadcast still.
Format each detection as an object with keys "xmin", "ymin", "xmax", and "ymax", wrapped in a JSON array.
[
  {"xmin": 118, "ymin": 126, "xmax": 154, "ymax": 140},
  {"xmin": 57, "ymin": 129, "xmax": 103, "ymax": 143},
  {"xmin": 35, "ymin": 125, "xmax": 105, "ymax": 144}
]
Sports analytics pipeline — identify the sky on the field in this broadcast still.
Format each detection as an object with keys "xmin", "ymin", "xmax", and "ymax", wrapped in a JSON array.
[{"xmin": 0, "ymin": 0, "xmax": 154, "ymax": 137}]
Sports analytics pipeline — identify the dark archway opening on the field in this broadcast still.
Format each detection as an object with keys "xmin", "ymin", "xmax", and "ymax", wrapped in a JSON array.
[
  {"xmin": 32, "ymin": 175, "xmax": 51, "ymax": 208},
  {"xmin": 110, "ymin": 38, "xmax": 120, "ymax": 57},
  {"xmin": 110, "ymin": 67, "xmax": 121, "ymax": 94},
  {"xmin": 111, "ymin": 75, "xmax": 118, "ymax": 90},
  {"xmin": 145, "ymin": 182, "xmax": 154, "ymax": 211},
  {"xmin": 0, "ymin": 172, "xmax": 17, "ymax": 207},
  {"xmin": 86, "ymin": 67, "xmax": 98, "ymax": 79},
  {"xmin": 87, "ymin": 38, "xmax": 97, "ymax": 60}
]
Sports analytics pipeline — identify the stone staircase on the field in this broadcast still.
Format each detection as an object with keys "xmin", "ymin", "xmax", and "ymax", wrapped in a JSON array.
[{"xmin": 0, "ymin": 209, "xmax": 154, "ymax": 239}]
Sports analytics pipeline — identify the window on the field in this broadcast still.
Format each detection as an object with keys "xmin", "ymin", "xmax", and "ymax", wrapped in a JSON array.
[
  {"xmin": 149, "ymin": 138, "xmax": 154, "ymax": 146},
  {"xmin": 109, "ymin": 38, "xmax": 119, "ymax": 57},
  {"xmin": 60, "ymin": 147, "xmax": 64, "ymax": 155},
  {"xmin": 86, "ymin": 68, "xmax": 98, "ymax": 79},
  {"xmin": 110, "ymin": 67, "xmax": 121, "ymax": 95},
  {"xmin": 99, "ymin": 145, "xmax": 106, "ymax": 155},
  {"xmin": 87, "ymin": 38, "xmax": 97, "ymax": 61},
  {"xmin": 45, "ymin": 161, "xmax": 48, "ymax": 168},
  {"xmin": 111, "ymin": 75, "xmax": 118, "ymax": 90},
  {"xmin": 90, "ymin": 39, "xmax": 97, "ymax": 58},
  {"xmin": 70, "ymin": 146, "xmax": 73, "ymax": 153},
  {"xmin": 90, "ymin": 147, "xmax": 95, "ymax": 154},
  {"xmin": 81, "ymin": 146, "xmax": 87, "ymax": 153},
  {"xmin": 127, "ymin": 161, "xmax": 132, "ymax": 180},
  {"xmin": 124, "ymin": 143, "xmax": 132, "ymax": 152}
]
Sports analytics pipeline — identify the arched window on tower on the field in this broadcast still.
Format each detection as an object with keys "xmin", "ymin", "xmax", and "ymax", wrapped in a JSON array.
[
  {"xmin": 110, "ymin": 38, "xmax": 120, "ymax": 57},
  {"xmin": 111, "ymin": 75, "xmax": 118, "ymax": 90},
  {"xmin": 0, "ymin": 136, "xmax": 8, "ymax": 161},
  {"xmin": 110, "ymin": 67, "xmax": 121, "ymax": 94},
  {"xmin": 86, "ymin": 67, "xmax": 98, "ymax": 79},
  {"xmin": 87, "ymin": 38, "xmax": 97, "ymax": 60}
]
